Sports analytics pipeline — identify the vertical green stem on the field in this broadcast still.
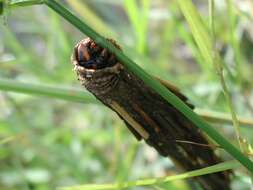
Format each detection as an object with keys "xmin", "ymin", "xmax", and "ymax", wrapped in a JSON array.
[
  {"xmin": 226, "ymin": 0, "xmax": 242, "ymax": 84},
  {"xmin": 0, "ymin": 0, "xmax": 3, "ymax": 15},
  {"xmin": 209, "ymin": 0, "xmax": 243, "ymax": 150}
]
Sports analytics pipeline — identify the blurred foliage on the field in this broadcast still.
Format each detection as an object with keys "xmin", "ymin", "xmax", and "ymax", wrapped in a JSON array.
[{"xmin": 0, "ymin": 0, "xmax": 253, "ymax": 190}]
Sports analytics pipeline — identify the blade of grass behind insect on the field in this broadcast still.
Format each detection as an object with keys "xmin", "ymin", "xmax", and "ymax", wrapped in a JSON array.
[
  {"xmin": 46, "ymin": 10, "xmax": 73, "ymax": 81},
  {"xmin": 49, "ymin": 10, "xmax": 71, "ymax": 55},
  {"xmin": 226, "ymin": 0, "xmax": 244, "ymax": 84},
  {"xmin": 138, "ymin": 0, "xmax": 150, "ymax": 54},
  {"xmin": 0, "ymin": 136, "xmax": 16, "ymax": 145},
  {"xmin": 66, "ymin": 0, "xmax": 116, "ymax": 38},
  {"xmin": 115, "ymin": 142, "xmax": 138, "ymax": 182},
  {"xmin": 0, "ymin": 78, "xmax": 97, "ymax": 104},
  {"xmin": 1, "ymin": 26, "xmax": 52, "ymax": 81},
  {"xmin": 177, "ymin": 23, "xmax": 206, "ymax": 72},
  {"xmin": 8, "ymin": 0, "xmax": 43, "ymax": 8},
  {"xmin": 177, "ymin": 0, "xmax": 235, "ymax": 81},
  {"xmin": 124, "ymin": 0, "xmax": 150, "ymax": 54},
  {"xmin": 58, "ymin": 160, "xmax": 240, "ymax": 190},
  {"xmin": 195, "ymin": 108, "xmax": 253, "ymax": 127},
  {"xmin": 0, "ymin": 0, "xmax": 4, "ymax": 15},
  {"xmin": 166, "ymin": 2, "xmax": 206, "ymax": 73},
  {"xmin": 209, "ymin": 0, "xmax": 243, "ymax": 151},
  {"xmin": 177, "ymin": 0, "xmax": 214, "ymax": 77}
]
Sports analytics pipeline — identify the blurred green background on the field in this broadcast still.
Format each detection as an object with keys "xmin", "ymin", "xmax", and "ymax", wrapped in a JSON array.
[{"xmin": 1, "ymin": 0, "xmax": 253, "ymax": 189}]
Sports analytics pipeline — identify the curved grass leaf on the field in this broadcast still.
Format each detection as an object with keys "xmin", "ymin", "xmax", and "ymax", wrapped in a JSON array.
[
  {"xmin": 58, "ymin": 160, "xmax": 240, "ymax": 190},
  {"xmin": 177, "ymin": 0, "xmax": 213, "ymax": 74}
]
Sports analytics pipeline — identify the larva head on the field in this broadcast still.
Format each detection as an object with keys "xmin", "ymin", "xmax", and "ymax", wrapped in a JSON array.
[
  {"xmin": 72, "ymin": 38, "xmax": 123, "ymax": 95},
  {"xmin": 73, "ymin": 38, "xmax": 120, "ymax": 70}
]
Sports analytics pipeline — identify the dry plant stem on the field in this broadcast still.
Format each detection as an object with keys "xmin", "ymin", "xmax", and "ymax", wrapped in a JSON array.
[
  {"xmin": 195, "ymin": 109, "xmax": 253, "ymax": 128},
  {"xmin": 209, "ymin": 0, "xmax": 243, "ymax": 151}
]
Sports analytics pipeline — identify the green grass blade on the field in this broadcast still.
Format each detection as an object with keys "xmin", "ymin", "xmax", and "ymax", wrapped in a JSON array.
[
  {"xmin": 0, "ymin": 0, "xmax": 3, "ymax": 15},
  {"xmin": 58, "ymin": 160, "xmax": 240, "ymax": 190},
  {"xmin": 177, "ymin": 23, "xmax": 206, "ymax": 70},
  {"xmin": 209, "ymin": 0, "xmax": 244, "ymax": 150},
  {"xmin": 226, "ymin": 0, "xmax": 243, "ymax": 83},
  {"xmin": 66, "ymin": 0, "xmax": 116, "ymax": 37},
  {"xmin": 124, "ymin": 0, "xmax": 150, "ymax": 54},
  {"xmin": 177, "ymin": 0, "xmax": 213, "ymax": 74},
  {"xmin": 0, "ymin": 26, "xmax": 52, "ymax": 80},
  {"xmin": 0, "ymin": 135, "xmax": 18, "ymax": 145},
  {"xmin": 0, "ymin": 78, "xmax": 97, "ymax": 104},
  {"xmin": 9, "ymin": 0, "xmax": 43, "ymax": 8},
  {"xmin": 195, "ymin": 108, "xmax": 253, "ymax": 128}
]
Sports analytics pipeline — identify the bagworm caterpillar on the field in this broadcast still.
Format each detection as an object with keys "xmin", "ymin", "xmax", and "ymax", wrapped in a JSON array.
[{"xmin": 71, "ymin": 38, "xmax": 231, "ymax": 190}]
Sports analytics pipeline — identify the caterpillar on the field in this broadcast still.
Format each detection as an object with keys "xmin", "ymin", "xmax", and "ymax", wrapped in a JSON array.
[{"xmin": 71, "ymin": 38, "xmax": 231, "ymax": 190}]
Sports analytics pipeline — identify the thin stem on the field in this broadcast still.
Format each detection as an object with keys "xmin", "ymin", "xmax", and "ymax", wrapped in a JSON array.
[
  {"xmin": 226, "ymin": 0, "xmax": 242, "ymax": 84},
  {"xmin": 58, "ymin": 160, "xmax": 240, "ymax": 190},
  {"xmin": 209, "ymin": 0, "xmax": 243, "ymax": 150},
  {"xmin": 0, "ymin": 1, "xmax": 3, "ymax": 15},
  {"xmin": 0, "ymin": 78, "xmax": 97, "ymax": 104},
  {"xmin": 9, "ymin": 0, "xmax": 44, "ymax": 8},
  {"xmin": 195, "ymin": 109, "xmax": 253, "ymax": 128}
]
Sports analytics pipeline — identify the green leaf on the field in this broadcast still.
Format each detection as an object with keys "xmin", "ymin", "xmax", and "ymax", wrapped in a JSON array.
[
  {"xmin": 0, "ymin": 0, "xmax": 3, "ymax": 15},
  {"xmin": 177, "ymin": 0, "xmax": 213, "ymax": 74},
  {"xmin": 58, "ymin": 160, "xmax": 240, "ymax": 190}
]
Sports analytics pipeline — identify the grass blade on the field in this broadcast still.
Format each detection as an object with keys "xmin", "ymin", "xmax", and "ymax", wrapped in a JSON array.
[
  {"xmin": 177, "ymin": 0, "xmax": 213, "ymax": 74},
  {"xmin": 0, "ymin": 78, "xmax": 97, "ymax": 104},
  {"xmin": 58, "ymin": 160, "xmax": 240, "ymax": 190},
  {"xmin": 9, "ymin": 0, "xmax": 43, "ymax": 8},
  {"xmin": 66, "ymin": 0, "xmax": 116, "ymax": 37}
]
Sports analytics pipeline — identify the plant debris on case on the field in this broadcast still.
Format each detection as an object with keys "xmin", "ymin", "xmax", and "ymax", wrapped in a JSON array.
[{"xmin": 71, "ymin": 38, "xmax": 231, "ymax": 190}]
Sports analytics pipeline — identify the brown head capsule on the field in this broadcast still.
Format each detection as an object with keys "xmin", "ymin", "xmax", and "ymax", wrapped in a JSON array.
[{"xmin": 72, "ymin": 38, "xmax": 123, "ymax": 96}]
